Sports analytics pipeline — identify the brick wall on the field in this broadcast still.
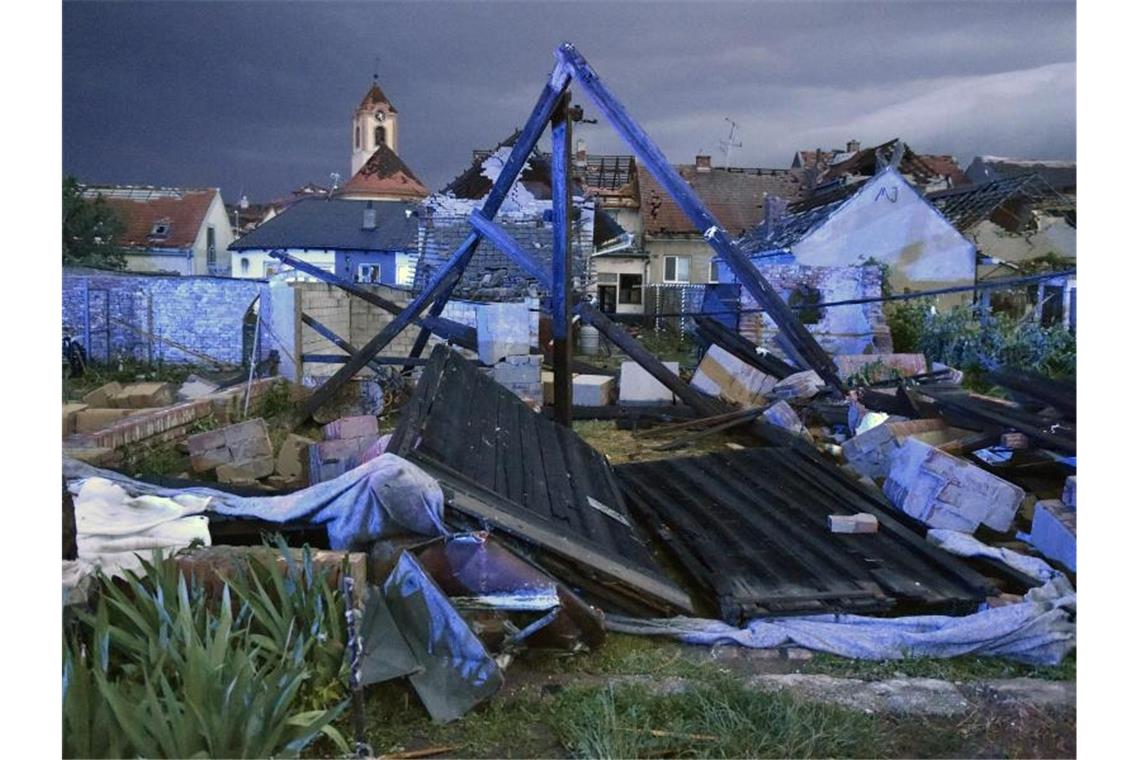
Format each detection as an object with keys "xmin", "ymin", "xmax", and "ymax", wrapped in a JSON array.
[
  {"xmin": 62, "ymin": 268, "xmax": 264, "ymax": 365},
  {"xmin": 738, "ymin": 264, "xmax": 893, "ymax": 358}
]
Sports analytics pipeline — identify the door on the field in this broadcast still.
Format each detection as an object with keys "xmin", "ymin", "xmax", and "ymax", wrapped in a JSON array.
[{"xmin": 598, "ymin": 285, "xmax": 617, "ymax": 314}]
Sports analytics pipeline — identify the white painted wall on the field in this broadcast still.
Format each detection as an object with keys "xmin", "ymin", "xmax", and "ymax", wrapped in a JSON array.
[
  {"xmin": 791, "ymin": 168, "xmax": 976, "ymax": 293},
  {"xmin": 230, "ymin": 249, "xmax": 337, "ymax": 280}
]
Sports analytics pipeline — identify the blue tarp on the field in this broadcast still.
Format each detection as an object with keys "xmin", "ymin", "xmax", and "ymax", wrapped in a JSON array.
[
  {"xmin": 606, "ymin": 576, "xmax": 1075, "ymax": 665},
  {"xmin": 63, "ymin": 453, "xmax": 447, "ymax": 550}
]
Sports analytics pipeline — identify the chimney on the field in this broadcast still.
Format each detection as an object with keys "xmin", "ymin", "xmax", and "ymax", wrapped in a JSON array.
[
  {"xmin": 695, "ymin": 154, "xmax": 712, "ymax": 172},
  {"xmin": 846, "ymin": 139, "xmax": 860, "ymax": 153},
  {"xmin": 763, "ymin": 194, "xmax": 789, "ymax": 243},
  {"xmin": 362, "ymin": 200, "xmax": 377, "ymax": 230},
  {"xmin": 575, "ymin": 139, "xmax": 588, "ymax": 167}
]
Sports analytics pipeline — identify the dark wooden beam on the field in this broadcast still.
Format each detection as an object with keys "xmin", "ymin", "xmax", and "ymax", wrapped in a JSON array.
[{"xmin": 551, "ymin": 92, "xmax": 574, "ymax": 427}]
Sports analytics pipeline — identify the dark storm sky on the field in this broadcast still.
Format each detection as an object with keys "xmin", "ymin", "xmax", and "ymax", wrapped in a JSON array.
[{"xmin": 62, "ymin": 0, "xmax": 1076, "ymax": 203}]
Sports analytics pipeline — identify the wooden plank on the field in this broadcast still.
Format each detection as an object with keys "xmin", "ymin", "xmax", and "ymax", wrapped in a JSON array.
[{"xmin": 551, "ymin": 92, "xmax": 574, "ymax": 427}]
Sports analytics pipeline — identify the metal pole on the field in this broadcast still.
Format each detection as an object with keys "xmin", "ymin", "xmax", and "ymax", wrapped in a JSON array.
[
  {"xmin": 242, "ymin": 298, "xmax": 261, "ymax": 418},
  {"xmin": 551, "ymin": 91, "xmax": 573, "ymax": 426}
]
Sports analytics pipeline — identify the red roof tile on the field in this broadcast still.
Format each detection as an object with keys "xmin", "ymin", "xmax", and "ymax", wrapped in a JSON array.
[
  {"xmin": 83, "ymin": 186, "xmax": 217, "ymax": 250},
  {"xmin": 359, "ymin": 80, "xmax": 397, "ymax": 113},
  {"xmin": 637, "ymin": 164, "xmax": 811, "ymax": 236},
  {"xmin": 341, "ymin": 143, "xmax": 428, "ymax": 200}
]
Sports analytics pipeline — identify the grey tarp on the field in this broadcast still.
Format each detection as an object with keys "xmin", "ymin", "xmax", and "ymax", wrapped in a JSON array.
[{"xmin": 606, "ymin": 576, "xmax": 1075, "ymax": 665}]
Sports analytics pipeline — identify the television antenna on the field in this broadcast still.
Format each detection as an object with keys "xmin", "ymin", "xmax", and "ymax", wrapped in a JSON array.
[{"xmin": 718, "ymin": 117, "xmax": 742, "ymax": 169}]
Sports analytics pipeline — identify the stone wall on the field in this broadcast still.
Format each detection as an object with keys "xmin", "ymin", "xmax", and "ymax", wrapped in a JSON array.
[
  {"xmin": 62, "ymin": 268, "xmax": 264, "ymax": 365},
  {"xmin": 738, "ymin": 263, "xmax": 892, "ymax": 358}
]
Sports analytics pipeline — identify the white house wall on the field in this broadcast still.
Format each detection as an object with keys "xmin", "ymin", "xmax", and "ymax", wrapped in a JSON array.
[
  {"xmin": 791, "ymin": 168, "xmax": 976, "ymax": 295},
  {"xmin": 230, "ymin": 249, "xmax": 337, "ymax": 280},
  {"xmin": 190, "ymin": 192, "xmax": 236, "ymax": 276}
]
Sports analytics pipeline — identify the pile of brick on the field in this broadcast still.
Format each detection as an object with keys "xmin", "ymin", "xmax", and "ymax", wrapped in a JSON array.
[
  {"xmin": 186, "ymin": 419, "xmax": 276, "ymax": 485},
  {"xmin": 307, "ymin": 415, "xmax": 382, "ymax": 485}
]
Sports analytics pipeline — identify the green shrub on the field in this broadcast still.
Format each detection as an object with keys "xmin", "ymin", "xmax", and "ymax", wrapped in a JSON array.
[{"xmin": 63, "ymin": 544, "xmax": 349, "ymax": 758}]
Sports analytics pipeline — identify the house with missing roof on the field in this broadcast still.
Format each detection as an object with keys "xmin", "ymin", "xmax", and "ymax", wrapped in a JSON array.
[
  {"xmin": 81, "ymin": 185, "xmax": 234, "ymax": 276},
  {"xmin": 412, "ymin": 134, "xmax": 595, "ymax": 302},
  {"xmin": 716, "ymin": 166, "xmax": 977, "ymax": 355},
  {"xmin": 621, "ymin": 155, "xmax": 811, "ymax": 313},
  {"xmin": 227, "ymin": 197, "xmax": 420, "ymax": 284}
]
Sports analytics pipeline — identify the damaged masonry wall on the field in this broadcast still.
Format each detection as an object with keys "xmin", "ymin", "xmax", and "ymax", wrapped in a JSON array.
[
  {"xmin": 738, "ymin": 262, "xmax": 892, "ymax": 358},
  {"xmin": 62, "ymin": 268, "xmax": 265, "ymax": 365}
]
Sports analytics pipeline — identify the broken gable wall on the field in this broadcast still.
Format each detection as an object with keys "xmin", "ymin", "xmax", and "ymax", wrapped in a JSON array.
[
  {"xmin": 791, "ymin": 168, "xmax": 976, "ymax": 305},
  {"xmin": 737, "ymin": 261, "xmax": 892, "ymax": 357}
]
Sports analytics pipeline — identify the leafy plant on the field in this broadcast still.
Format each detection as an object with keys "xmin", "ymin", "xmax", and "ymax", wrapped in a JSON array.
[
  {"xmin": 63, "ymin": 176, "xmax": 127, "ymax": 270},
  {"xmin": 63, "ymin": 545, "xmax": 349, "ymax": 758}
]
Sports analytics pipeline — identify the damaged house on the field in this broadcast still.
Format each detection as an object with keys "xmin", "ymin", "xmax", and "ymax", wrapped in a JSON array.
[
  {"xmin": 81, "ymin": 185, "xmax": 235, "ymax": 277},
  {"xmin": 793, "ymin": 138, "xmax": 971, "ymax": 194},
  {"xmin": 728, "ymin": 165, "xmax": 977, "ymax": 355}
]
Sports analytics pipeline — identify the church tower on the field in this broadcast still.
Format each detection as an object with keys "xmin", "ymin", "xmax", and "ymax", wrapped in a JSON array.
[{"xmin": 351, "ymin": 73, "xmax": 399, "ymax": 177}]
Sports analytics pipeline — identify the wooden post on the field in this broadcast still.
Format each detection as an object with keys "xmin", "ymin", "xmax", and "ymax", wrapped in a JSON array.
[{"xmin": 551, "ymin": 92, "xmax": 574, "ymax": 426}]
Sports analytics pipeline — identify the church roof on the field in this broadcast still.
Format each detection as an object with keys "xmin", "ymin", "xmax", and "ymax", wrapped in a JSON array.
[
  {"xmin": 341, "ymin": 143, "xmax": 429, "ymax": 200},
  {"xmin": 358, "ymin": 80, "xmax": 397, "ymax": 113}
]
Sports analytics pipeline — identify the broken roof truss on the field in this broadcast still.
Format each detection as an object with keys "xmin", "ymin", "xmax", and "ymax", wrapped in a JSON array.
[{"xmin": 293, "ymin": 42, "xmax": 844, "ymax": 426}]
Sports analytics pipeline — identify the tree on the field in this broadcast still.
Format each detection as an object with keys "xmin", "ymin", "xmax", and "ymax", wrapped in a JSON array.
[{"xmin": 63, "ymin": 176, "xmax": 127, "ymax": 269}]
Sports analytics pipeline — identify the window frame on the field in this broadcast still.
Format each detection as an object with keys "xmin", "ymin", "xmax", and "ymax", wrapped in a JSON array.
[
  {"xmin": 618, "ymin": 273, "xmax": 643, "ymax": 305},
  {"xmin": 663, "ymin": 255, "xmax": 691, "ymax": 283}
]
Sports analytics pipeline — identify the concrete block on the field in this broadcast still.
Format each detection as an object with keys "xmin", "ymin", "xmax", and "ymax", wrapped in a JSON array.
[
  {"xmin": 187, "ymin": 418, "xmax": 272, "ymax": 473},
  {"xmin": 477, "ymin": 302, "xmax": 531, "ymax": 365},
  {"xmin": 74, "ymin": 408, "xmax": 136, "ymax": 433},
  {"xmin": 1001, "ymin": 432, "xmax": 1030, "ymax": 450},
  {"xmin": 216, "ymin": 455, "xmax": 275, "ymax": 483},
  {"xmin": 883, "ymin": 438, "xmax": 1025, "ymax": 533},
  {"xmin": 572, "ymin": 375, "xmax": 615, "ymax": 407},
  {"xmin": 63, "ymin": 403, "xmax": 89, "ymax": 437},
  {"xmin": 828, "ymin": 513, "xmax": 879, "ymax": 534},
  {"xmin": 835, "ymin": 354, "xmax": 927, "ymax": 382},
  {"xmin": 762, "ymin": 400, "xmax": 811, "ymax": 440},
  {"xmin": 322, "ymin": 415, "xmax": 379, "ymax": 441},
  {"xmin": 81, "ymin": 381, "xmax": 123, "ymax": 407},
  {"xmin": 691, "ymin": 344, "xmax": 778, "ymax": 407},
  {"xmin": 772, "ymin": 370, "xmax": 825, "ymax": 401},
  {"xmin": 110, "ymin": 382, "xmax": 174, "ymax": 409},
  {"xmin": 841, "ymin": 418, "xmax": 964, "ymax": 481},
  {"xmin": 1029, "ymin": 499, "xmax": 1076, "ymax": 572},
  {"xmin": 1062, "ymin": 475, "xmax": 1076, "ymax": 509},
  {"xmin": 177, "ymin": 374, "xmax": 220, "ymax": 401},
  {"xmin": 619, "ymin": 361, "xmax": 680, "ymax": 406},
  {"xmin": 276, "ymin": 433, "xmax": 316, "ymax": 479},
  {"xmin": 542, "ymin": 371, "xmax": 555, "ymax": 404},
  {"xmin": 493, "ymin": 359, "xmax": 540, "ymax": 393}
]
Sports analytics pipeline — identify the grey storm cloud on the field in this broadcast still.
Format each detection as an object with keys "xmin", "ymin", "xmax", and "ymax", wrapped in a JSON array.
[{"xmin": 63, "ymin": 1, "xmax": 1075, "ymax": 202}]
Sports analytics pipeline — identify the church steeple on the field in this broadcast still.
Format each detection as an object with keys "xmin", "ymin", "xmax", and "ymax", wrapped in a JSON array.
[{"xmin": 351, "ymin": 69, "xmax": 400, "ymax": 177}]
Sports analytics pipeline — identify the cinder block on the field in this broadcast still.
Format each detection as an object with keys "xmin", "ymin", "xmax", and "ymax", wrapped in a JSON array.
[
  {"xmin": 63, "ymin": 403, "xmax": 89, "ymax": 437},
  {"xmin": 884, "ymin": 438, "xmax": 1024, "ymax": 533},
  {"xmin": 772, "ymin": 370, "xmax": 825, "ymax": 401},
  {"xmin": 619, "ymin": 361, "xmax": 680, "ymax": 406},
  {"xmin": 1029, "ymin": 499, "xmax": 1075, "ymax": 572},
  {"xmin": 762, "ymin": 400, "xmax": 811, "ymax": 440},
  {"xmin": 828, "ymin": 513, "xmax": 879, "ymax": 534},
  {"xmin": 477, "ymin": 302, "xmax": 531, "ymax": 365},
  {"xmin": 216, "ymin": 456, "xmax": 275, "ymax": 484},
  {"xmin": 187, "ymin": 418, "xmax": 272, "ymax": 473},
  {"xmin": 572, "ymin": 375, "xmax": 614, "ymax": 406},
  {"xmin": 110, "ymin": 382, "xmax": 174, "ymax": 409},
  {"xmin": 322, "ymin": 415, "xmax": 379, "ymax": 441},
  {"xmin": 276, "ymin": 434, "xmax": 316, "ymax": 479},
  {"xmin": 1062, "ymin": 475, "xmax": 1076, "ymax": 509},
  {"xmin": 81, "ymin": 382, "xmax": 122, "ymax": 407},
  {"xmin": 691, "ymin": 344, "xmax": 778, "ymax": 407}
]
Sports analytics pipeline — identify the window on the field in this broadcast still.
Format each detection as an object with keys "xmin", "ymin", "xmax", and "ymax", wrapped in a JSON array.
[
  {"xmin": 374, "ymin": 125, "xmax": 387, "ymax": 149},
  {"xmin": 709, "ymin": 260, "xmax": 722, "ymax": 283},
  {"xmin": 355, "ymin": 124, "xmax": 360, "ymax": 149},
  {"xmin": 240, "ymin": 257, "xmax": 250, "ymax": 274},
  {"xmin": 788, "ymin": 284, "xmax": 824, "ymax": 325},
  {"xmin": 206, "ymin": 226, "xmax": 216, "ymax": 269},
  {"xmin": 663, "ymin": 255, "xmax": 690, "ymax": 283},
  {"xmin": 148, "ymin": 219, "xmax": 171, "ymax": 240},
  {"xmin": 618, "ymin": 273, "xmax": 643, "ymax": 305},
  {"xmin": 357, "ymin": 264, "xmax": 381, "ymax": 284}
]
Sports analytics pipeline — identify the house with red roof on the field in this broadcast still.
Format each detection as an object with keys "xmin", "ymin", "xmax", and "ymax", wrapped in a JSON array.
[{"xmin": 81, "ymin": 185, "xmax": 234, "ymax": 276}]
